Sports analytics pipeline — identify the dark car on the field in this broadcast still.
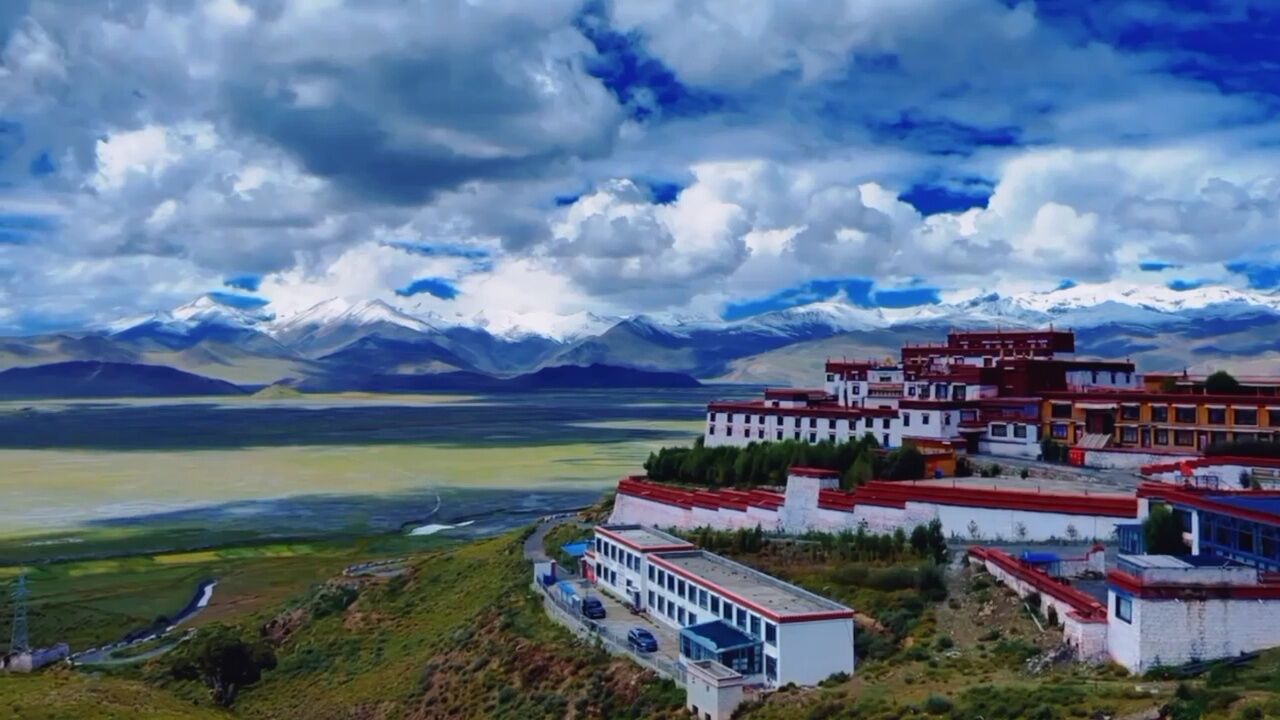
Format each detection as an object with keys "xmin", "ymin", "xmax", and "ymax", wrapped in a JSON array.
[
  {"xmin": 627, "ymin": 627, "xmax": 658, "ymax": 652},
  {"xmin": 581, "ymin": 596, "xmax": 607, "ymax": 619}
]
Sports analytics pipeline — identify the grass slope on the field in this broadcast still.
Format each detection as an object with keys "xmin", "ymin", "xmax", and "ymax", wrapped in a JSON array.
[
  {"xmin": 0, "ymin": 672, "xmax": 226, "ymax": 720},
  {"xmin": 142, "ymin": 531, "xmax": 686, "ymax": 719}
]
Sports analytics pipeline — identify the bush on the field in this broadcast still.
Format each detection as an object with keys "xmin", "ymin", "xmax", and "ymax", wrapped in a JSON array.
[
  {"xmin": 1144, "ymin": 503, "xmax": 1189, "ymax": 555},
  {"xmin": 923, "ymin": 694, "xmax": 953, "ymax": 715}
]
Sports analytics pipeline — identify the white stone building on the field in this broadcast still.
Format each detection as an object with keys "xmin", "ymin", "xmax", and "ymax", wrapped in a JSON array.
[{"xmin": 1105, "ymin": 554, "xmax": 1280, "ymax": 673}]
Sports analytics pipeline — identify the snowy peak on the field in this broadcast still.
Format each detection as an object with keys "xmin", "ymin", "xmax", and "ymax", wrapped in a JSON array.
[
  {"xmin": 108, "ymin": 294, "xmax": 271, "ymax": 335},
  {"xmin": 466, "ymin": 309, "xmax": 619, "ymax": 342},
  {"xmin": 270, "ymin": 298, "xmax": 439, "ymax": 335},
  {"xmin": 730, "ymin": 302, "xmax": 888, "ymax": 334},
  {"xmin": 171, "ymin": 295, "xmax": 272, "ymax": 327}
]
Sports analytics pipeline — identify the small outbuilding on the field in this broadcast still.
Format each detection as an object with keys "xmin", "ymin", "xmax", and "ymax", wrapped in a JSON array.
[{"xmin": 685, "ymin": 659, "xmax": 746, "ymax": 720}]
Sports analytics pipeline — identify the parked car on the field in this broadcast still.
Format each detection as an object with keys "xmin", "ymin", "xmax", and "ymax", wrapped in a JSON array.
[
  {"xmin": 580, "ymin": 595, "xmax": 607, "ymax": 619},
  {"xmin": 627, "ymin": 627, "xmax": 658, "ymax": 652}
]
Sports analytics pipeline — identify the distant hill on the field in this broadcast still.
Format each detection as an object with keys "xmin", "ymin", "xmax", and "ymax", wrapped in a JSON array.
[
  {"xmin": 0, "ymin": 361, "xmax": 245, "ymax": 399},
  {"xmin": 251, "ymin": 383, "xmax": 304, "ymax": 399},
  {"xmin": 360, "ymin": 363, "xmax": 700, "ymax": 393}
]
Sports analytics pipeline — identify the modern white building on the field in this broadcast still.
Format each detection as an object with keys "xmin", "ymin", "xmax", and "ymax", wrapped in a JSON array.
[{"xmin": 590, "ymin": 524, "xmax": 856, "ymax": 687}]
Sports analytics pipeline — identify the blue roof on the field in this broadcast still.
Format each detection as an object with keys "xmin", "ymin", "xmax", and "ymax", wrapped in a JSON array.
[
  {"xmin": 561, "ymin": 541, "xmax": 590, "ymax": 558},
  {"xmin": 1020, "ymin": 551, "xmax": 1060, "ymax": 564},
  {"xmin": 680, "ymin": 620, "xmax": 759, "ymax": 651},
  {"xmin": 1205, "ymin": 494, "xmax": 1280, "ymax": 519}
]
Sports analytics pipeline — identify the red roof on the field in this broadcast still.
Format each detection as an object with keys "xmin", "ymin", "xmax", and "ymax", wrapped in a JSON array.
[
  {"xmin": 1107, "ymin": 568, "xmax": 1280, "ymax": 600},
  {"xmin": 969, "ymin": 547, "xmax": 1106, "ymax": 620},
  {"xmin": 617, "ymin": 478, "xmax": 1137, "ymax": 519},
  {"xmin": 789, "ymin": 466, "xmax": 840, "ymax": 478}
]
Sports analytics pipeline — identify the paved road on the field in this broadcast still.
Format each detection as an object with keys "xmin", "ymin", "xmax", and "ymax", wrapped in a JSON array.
[{"xmin": 523, "ymin": 515, "xmax": 591, "ymax": 564}]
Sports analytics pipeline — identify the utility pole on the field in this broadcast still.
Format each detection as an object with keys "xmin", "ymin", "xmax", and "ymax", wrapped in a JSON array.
[{"xmin": 9, "ymin": 573, "xmax": 29, "ymax": 654}]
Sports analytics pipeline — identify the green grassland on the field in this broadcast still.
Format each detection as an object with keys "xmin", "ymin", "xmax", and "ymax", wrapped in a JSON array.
[
  {"xmin": 0, "ymin": 671, "xmax": 228, "ymax": 720},
  {"xmin": 0, "ymin": 534, "xmax": 456, "ymax": 652},
  {"xmin": 6, "ymin": 518, "xmax": 1280, "ymax": 719},
  {"xmin": 1, "ymin": 529, "xmax": 686, "ymax": 719}
]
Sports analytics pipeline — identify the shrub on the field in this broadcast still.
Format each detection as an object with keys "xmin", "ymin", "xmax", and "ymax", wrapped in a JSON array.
[{"xmin": 923, "ymin": 694, "xmax": 953, "ymax": 715}]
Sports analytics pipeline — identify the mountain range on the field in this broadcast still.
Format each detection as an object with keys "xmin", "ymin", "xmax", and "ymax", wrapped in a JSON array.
[{"xmin": 3, "ymin": 282, "xmax": 1279, "ymax": 391}]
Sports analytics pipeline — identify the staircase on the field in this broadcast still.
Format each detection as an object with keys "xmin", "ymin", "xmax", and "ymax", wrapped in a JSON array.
[{"xmin": 1075, "ymin": 433, "xmax": 1113, "ymax": 450}]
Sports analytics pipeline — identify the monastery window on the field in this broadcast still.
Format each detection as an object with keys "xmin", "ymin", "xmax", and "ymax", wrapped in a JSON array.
[
  {"xmin": 851, "ymin": 384, "xmax": 861, "ymax": 396},
  {"xmin": 757, "ymin": 429, "xmax": 764, "ymax": 439},
  {"xmin": 1115, "ymin": 595, "xmax": 1132, "ymax": 623},
  {"xmin": 722, "ymin": 601, "xmax": 733, "ymax": 621},
  {"xmin": 709, "ymin": 412, "xmax": 718, "ymax": 422},
  {"xmin": 1120, "ymin": 427, "xmax": 1138, "ymax": 443},
  {"xmin": 922, "ymin": 413, "xmax": 931, "ymax": 425},
  {"xmin": 776, "ymin": 430, "xmax": 783, "ymax": 440},
  {"xmin": 764, "ymin": 621, "xmax": 777, "ymax": 646},
  {"xmin": 882, "ymin": 418, "xmax": 891, "ymax": 429},
  {"xmin": 750, "ymin": 615, "xmax": 761, "ymax": 637},
  {"xmin": 678, "ymin": 607, "xmax": 685, "ymax": 625},
  {"xmin": 990, "ymin": 424, "xmax": 1008, "ymax": 437},
  {"xmin": 1051, "ymin": 403, "xmax": 1072, "ymax": 419},
  {"xmin": 809, "ymin": 433, "xmax": 817, "ymax": 443},
  {"xmin": 1151, "ymin": 406, "xmax": 1168, "ymax": 423},
  {"xmin": 1051, "ymin": 424, "xmax": 1068, "ymax": 439},
  {"xmin": 710, "ymin": 596, "xmax": 720, "ymax": 615},
  {"xmin": 826, "ymin": 373, "xmax": 835, "ymax": 382},
  {"xmin": 944, "ymin": 413, "xmax": 951, "ymax": 425},
  {"xmin": 908, "ymin": 386, "xmax": 917, "ymax": 397},
  {"xmin": 882, "ymin": 433, "xmax": 890, "ymax": 446},
  {"xmin": 648, "ymin": 590, "xmax": 654, "ymax": 608},
  {"xmin": 1207, "ymin": 408, "xmax": 1227, "ymax": 425},
  {"xmin": 1174, "ymin": 430, "xmax": 1195, "ymax": 446},
  {"xmin": 808, "ymin": 418, "xmax": 817, "ymax": 428},
  {"xmin": 1234, "ymin": 408, "xmax": 1258, "ymax": 426},
  {"xmin": 1013, "ymin": 424, "xmax": 1027, "ymax": 439},
  {"xmin": 1120, "ymin": 405, "xmax": 1140, "ymax": 421},
  {"xmin": 1155, "ymin": 429, "xmax": 1169, "ymax": 445},
  {"xmin": 1239, "ymin": 528, "xmax": 1255, "ymax": 554},
  {"xmin": 1174, "ymin": 407, "xmax": 1197, "ymax": 423},
  {"xmin": 1268, "ymin": 409, "xmax": 1280, "ymax": 427},
  {"xmin": 794, "ymin": 431, "xmax": 801, "ymax": 440},
  {"xmin": 903, "ymin": 413, "xmax": 911, "ymax": 427},
  {"xmin": 699, "ymin": 589, "xmax": 708, "ymax": 609}
]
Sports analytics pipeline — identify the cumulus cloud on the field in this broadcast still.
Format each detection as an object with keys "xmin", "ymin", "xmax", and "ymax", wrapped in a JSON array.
[{"xmin": 2, "ymin": 0, "xmax": 1280, "ymax": 333}]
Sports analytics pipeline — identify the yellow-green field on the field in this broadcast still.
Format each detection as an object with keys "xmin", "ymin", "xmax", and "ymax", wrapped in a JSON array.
[{"xmin": 0, "ymin": 433, "xmax": 701, "ymax": 536}]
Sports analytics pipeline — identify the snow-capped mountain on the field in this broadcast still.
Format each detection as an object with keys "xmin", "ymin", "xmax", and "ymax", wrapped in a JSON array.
[
  {"xmin": 270, "ymin": 298, "xmax": 442, "ymax": 337},
  {"xmin": 464, "ymin": 309, "xmax": 619, "ymax": 342},
  {"xmin": 15, "ymin": 281, "xmax": 1280, "ymax": 387},
  {"xmin": 107, "ymin": 294, "xmax": 273, "ymax": 335}
]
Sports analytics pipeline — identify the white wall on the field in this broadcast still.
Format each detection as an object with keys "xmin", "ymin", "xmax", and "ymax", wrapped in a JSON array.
[
  {"xmin": 1106, "ymin": 591, "xmax": 1280, "ymax": 673},
  {"xmin": 775, "ymin": 617, "xmax": 855, "ymax": 686},
  {"xmin": 609, "ymin": 488, "xmax": 1130, "ymax": 542}
]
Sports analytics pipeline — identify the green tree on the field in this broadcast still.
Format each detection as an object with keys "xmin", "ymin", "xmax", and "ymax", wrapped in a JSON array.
[
  {"xmin": 1143, "ymin": 504, "xmax": 1189, "ymax": 555},
  {"xmin": 843, "ymin": 453, "xmax": 874, "ymax": 489},
  {"xmin": 169, "ymin": 623, "xmax": 277, "ymax": 707},
  {"xmin": 881, "ymin": 446, "xmax": 926, "ymax": 480},
  {"xmin": 1205, "ymin": 370, "xmax": 1241, "ymax": 394}
]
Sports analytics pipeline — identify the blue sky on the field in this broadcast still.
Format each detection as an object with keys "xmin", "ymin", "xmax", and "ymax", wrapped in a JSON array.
[{"xmin": 1, "ymin": 0, "xmax": 1279, "ymax": 334}]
